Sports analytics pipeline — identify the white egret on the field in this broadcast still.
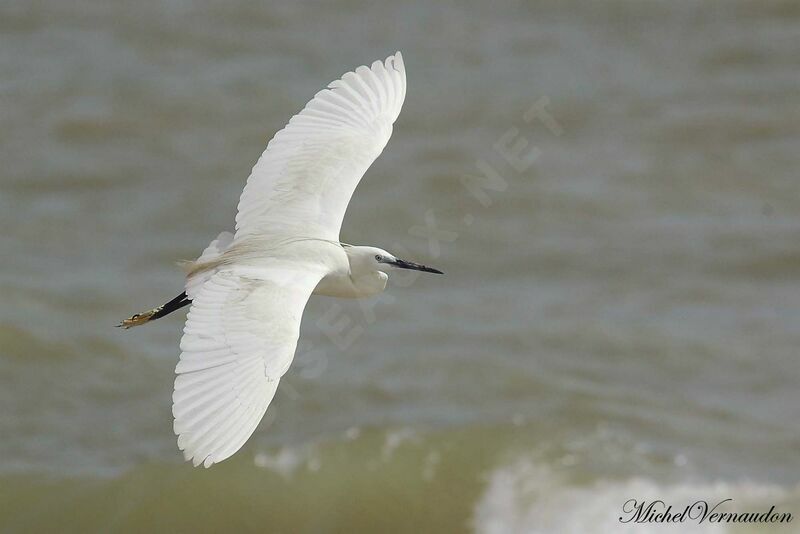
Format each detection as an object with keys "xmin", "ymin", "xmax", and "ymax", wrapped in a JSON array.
[{"xmin": 119, "ymin": 52, "xmax": 442, "ymax": 467}]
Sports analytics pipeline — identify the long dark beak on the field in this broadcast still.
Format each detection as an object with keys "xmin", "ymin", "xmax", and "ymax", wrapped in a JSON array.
[{"xmin": 388, "ymin": 258, "xmax": 443, "ymax": 274}]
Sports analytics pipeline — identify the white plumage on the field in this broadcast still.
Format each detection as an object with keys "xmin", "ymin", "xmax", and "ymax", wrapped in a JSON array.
[
  {"xmin": 174, "ymin": 263, "xmax": 325, "ymax": 467},
  {"xmin": 234, "ymin": 52, "xmax": 406, "ymax": 242},
  {"xmin": 173, "ymin": 51, "xmax": 411, "ymax": 468},
  {"xmin": 121, "ymin": 52, "xmax": 442, "ymax": 467}
]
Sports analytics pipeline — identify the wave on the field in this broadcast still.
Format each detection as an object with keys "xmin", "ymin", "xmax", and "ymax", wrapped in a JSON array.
[
  {"xmin": 473, "ymin": 459, "xmax": 800, "ymax": 534},
  {"xmin": 2, "ymin": 423, "xmax": 799, "ymax": 533}
]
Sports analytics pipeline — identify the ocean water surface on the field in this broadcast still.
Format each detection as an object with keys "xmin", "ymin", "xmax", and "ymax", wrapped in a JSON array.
[{"xmin": 1, "ymin": 1, "xmax": 800, "ymax": 532}]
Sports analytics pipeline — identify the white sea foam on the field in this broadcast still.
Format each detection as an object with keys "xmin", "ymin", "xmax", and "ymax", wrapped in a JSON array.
[
  {"xmin": 253, "ymin": 446, "xmax": 318, "ymax": 478},
  {"xmin": 473, "ymin": 459, "xmax": 800, "ymax": 534},
  {"xmin": 381, "ymin": 427, "xmax": 419, "ymax": 461}
]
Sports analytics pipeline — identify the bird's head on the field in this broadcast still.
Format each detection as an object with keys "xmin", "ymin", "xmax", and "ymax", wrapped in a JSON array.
[{"xmin": 346, "ymin": 246, "xmax": 443, "ymax": 276}]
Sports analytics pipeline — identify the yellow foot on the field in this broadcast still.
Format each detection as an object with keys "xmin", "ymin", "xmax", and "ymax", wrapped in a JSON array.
[{"xmin": 116, "ymin": 306, "xmax": 162, "ymax": 329}]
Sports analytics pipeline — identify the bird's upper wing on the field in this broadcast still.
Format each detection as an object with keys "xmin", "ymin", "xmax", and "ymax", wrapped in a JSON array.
[
  {"xmin": 234, "ymin": 52, "xmax": 406, "ymax": 242},
  {"xmin": 173, "ymin": 262, "xmax": 325, "ymax": 467}
]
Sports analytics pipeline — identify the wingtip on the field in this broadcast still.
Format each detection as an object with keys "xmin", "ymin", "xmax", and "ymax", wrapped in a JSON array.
[{"xmin": 390, "ymin": 51, "xmax": 404, "ymax": 70}]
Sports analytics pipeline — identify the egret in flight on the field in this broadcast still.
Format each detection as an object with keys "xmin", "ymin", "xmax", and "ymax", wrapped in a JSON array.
[{"xmin": 119, "ymin": 52, "xmax": 442, "ymax": 467}]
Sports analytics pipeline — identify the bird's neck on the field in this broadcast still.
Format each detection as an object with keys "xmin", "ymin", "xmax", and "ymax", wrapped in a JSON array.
[{"xmin": 313, "ymin": 269, "xmax": 387, "ymax": 299}]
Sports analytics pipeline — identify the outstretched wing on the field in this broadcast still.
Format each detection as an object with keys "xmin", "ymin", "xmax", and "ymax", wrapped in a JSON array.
[
  {"xmin": 173, "ymin": 263, "xmax": 325, "ymax": 467},
  {"xmin": 234, "ymin": 52, "xmax": 406, "ymax": 242}
]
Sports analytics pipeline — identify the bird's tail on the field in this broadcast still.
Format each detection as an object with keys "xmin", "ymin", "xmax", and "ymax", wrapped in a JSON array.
[{"xmin": 117, "ymin": 292, "xmax": 191, "ymax": 329}]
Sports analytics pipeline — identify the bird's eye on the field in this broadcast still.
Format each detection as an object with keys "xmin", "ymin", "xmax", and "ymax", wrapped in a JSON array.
[{"xmin": 375, "ymin": 254, "xmax": 382, "ymax": 261}]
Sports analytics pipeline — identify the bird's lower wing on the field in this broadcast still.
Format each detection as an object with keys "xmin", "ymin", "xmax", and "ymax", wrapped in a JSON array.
[{"xmin": 173, "ymin": 263, "xmax": 325, "ymax": 467}]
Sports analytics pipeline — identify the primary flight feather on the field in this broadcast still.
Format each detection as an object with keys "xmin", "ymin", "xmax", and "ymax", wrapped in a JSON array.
[{"xmin": 119, "ymin": 52, "xmax": 442, "ymax": 467}]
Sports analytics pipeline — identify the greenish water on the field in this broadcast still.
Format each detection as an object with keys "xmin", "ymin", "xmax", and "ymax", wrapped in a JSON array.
[{"xmin": 2, "ymin": 1, "xmax": 800, "ymax": 532}]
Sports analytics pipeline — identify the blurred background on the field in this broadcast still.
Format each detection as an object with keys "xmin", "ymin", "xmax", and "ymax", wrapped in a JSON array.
[{"xmin": 2, "ymin": 1, "xmax": 800, "ymax": 532}]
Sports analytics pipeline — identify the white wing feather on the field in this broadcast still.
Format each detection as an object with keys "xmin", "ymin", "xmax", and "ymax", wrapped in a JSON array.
[
  {"xmin": 184, "ymin": 231, "xmax": 233, "ymax": 299},
  {"xmin": 174, "ymin": 263, "xmax": 325, "ymax": 467},
  {"xmin": 234, "ymin": 51, "xmax": 406, "ymax": 241}
]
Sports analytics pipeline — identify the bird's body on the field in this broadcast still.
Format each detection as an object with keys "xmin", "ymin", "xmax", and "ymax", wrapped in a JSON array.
[{"xmin": 120, "ymin": 52, "xmax": 442, "ymax": 467}]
